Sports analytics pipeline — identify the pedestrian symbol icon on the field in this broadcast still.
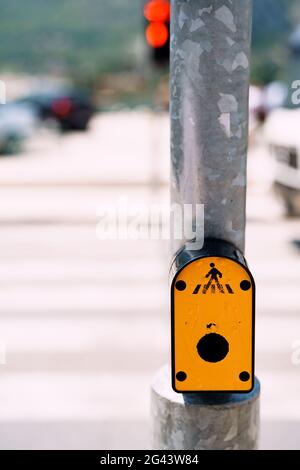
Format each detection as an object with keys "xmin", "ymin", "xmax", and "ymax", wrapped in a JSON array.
[
  {"xmin": 205, "ymin": 263, "xmax": 223, "ymax": 290},
  {"xmin": 193, "ymin": 263, "xmax": 234, "ymax": 295}
]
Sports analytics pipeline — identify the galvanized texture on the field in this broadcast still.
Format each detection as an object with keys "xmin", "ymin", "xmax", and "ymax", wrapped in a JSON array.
[
  {"xmin": 170, "ymin": 0, "xmax": 253, "ymax": 254},
  {"xmin": 151, "ymin": 366, "xmax": 260, "ymax": 450}
]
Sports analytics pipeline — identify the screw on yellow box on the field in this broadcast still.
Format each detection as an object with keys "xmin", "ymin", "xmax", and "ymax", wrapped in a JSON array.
[{"xmin": 171, "ymin": 239, "xmax": 255, "ymax": 393}]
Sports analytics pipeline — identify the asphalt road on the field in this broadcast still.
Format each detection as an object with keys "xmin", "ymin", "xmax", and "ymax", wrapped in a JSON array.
[{"xmin": 0, "ymin": 112, "xmax": 299, "ymax": 449}]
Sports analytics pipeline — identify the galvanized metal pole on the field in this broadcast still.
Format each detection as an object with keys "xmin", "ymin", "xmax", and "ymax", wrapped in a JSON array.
[
  {"xmin": 170, "ymin": 0, "xmax": 252, "ymax": 254},
  {"xmin": 151, "ymin": 0, "xmax": 260, "ymax": 450}
]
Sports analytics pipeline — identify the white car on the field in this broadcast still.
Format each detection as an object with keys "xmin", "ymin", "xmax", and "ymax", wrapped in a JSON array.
[
  {"xmin": 265, "ymin": 107, "xmax": 300, "ymax": 216},
  {"xmin": 0, "ymin": 102, "xmax": 36, "ymax": 155}
]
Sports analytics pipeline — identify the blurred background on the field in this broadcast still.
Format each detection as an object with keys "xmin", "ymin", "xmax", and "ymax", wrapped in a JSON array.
[{"xmin": 0, "ymin": 0, "xmax": 299, "ymax": 450}]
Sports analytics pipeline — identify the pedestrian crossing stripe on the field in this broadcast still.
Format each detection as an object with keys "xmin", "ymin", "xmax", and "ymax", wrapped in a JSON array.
[
  {"xmin": 193, "ymin": 283, "xmax": 234, "ymax": 294},
  {"xmin": 193, "ymin": 285, "xmax": 201, "ymax": 295}
]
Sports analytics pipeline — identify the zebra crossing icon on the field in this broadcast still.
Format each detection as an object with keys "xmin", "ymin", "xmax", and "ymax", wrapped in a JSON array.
[{"xmin": 193, "ymin": 263, "xmax": 234, "ymax": 295}]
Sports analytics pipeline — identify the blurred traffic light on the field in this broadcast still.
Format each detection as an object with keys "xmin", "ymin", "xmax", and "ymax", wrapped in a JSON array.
[{"xmin": 144, "ymin": 0, "xmax": 170, "ymax": 65}]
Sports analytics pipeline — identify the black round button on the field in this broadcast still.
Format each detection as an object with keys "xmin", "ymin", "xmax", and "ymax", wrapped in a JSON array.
[
  {"xmin": 175, "ymin": 280, "xmax": 186, "ymax": 291},
  {"xmin": 239, "ymin": 371, "xmax": 250, "ymax": 382},
  {"xmin": 176, "ymin": 371, "xmax": 187, "ymax": 382},
  {"xmin": 240, "ymin": 280, "xmax": 251, "ymax": 291},
  {"xmin": 197, "ymin": 333, "xmax": 229, "ymax": 363}
]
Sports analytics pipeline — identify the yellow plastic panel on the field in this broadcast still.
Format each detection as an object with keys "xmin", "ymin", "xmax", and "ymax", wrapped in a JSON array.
[{"xmin": 172, "ymin": 256, "xmax": 254, "ymax": 392}]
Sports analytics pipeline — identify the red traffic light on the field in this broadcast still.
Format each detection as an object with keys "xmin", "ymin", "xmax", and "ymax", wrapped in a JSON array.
[
  {"xmin": 144, "ymin": 0, "xmax": 170, "ymax": 23},
  {"xmin": 144, "ymin": 0, "xmax": 170, "ymax": 49},
  {"xmin": 146, "ymin": 21, "xmax": 169, "ymax": 48},
  {"xmin": 144, "ymin": 0, "xmax": 170, "ymax": 64}
]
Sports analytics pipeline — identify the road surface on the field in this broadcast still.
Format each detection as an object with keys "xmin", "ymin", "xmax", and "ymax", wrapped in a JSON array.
[{"xmin": 0, "ymin": 112, "xmax": 299, "ymax": 449}]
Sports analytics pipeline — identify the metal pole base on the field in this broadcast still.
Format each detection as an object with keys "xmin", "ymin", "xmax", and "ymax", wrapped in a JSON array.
[{"xmin": 151, "ymin": 365, "xmax": 260, "ymax": 450}]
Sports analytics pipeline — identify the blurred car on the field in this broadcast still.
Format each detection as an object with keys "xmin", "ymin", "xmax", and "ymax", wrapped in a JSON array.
[
  {"xmin": 16, "ymin": 89, "xmax": 96, "ymax": 131},
  {"xmin": 0, "ymin": 102, "xmax": 36, "ymax": 155},
  {"xmin": 265, "ymin": 108, "xmax": 300, "ymax": 216}
]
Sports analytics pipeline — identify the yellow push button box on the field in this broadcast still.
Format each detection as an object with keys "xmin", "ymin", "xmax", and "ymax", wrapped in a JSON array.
[{"xmin": 171, "ymin": 239, "xmax": 255, "ymax": 393}]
